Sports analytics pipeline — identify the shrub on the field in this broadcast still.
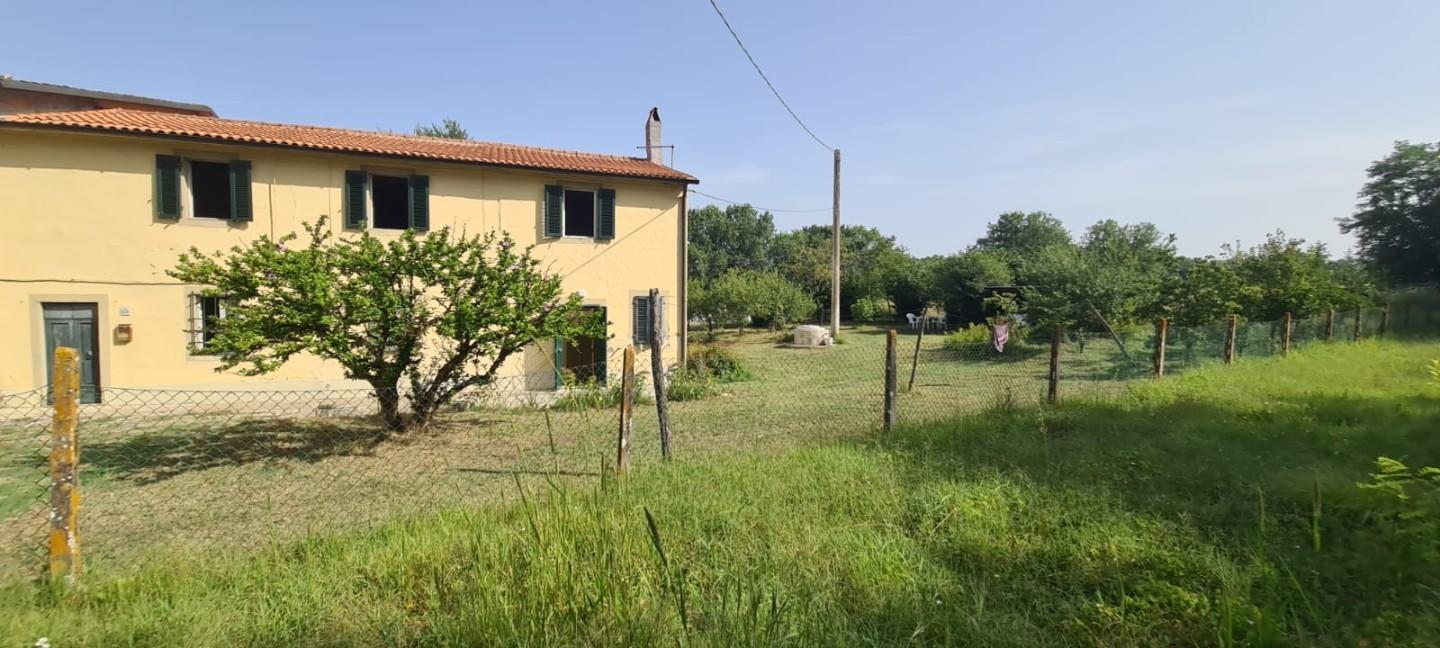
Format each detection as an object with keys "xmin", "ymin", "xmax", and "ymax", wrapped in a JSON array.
[
  {"xmin": 943, "ymin": 323, "xmax": 993, "ymax": 349},
  {"xmin": 685, "ymin": 347, "xmax": 752, "ymax": 383},
  {"xmin": 695, "ymin": 270, "xmax": 816, "ymax": 331},
  {"xmin": 666, "ymin": 372, "xmax": 718, "ymax": 401},
  {"xmin": 849, "ymin": 297, "xmax": 891, "ymax": 322},
  {"xmin": 551, "ymin": 373, "xmax": 649, "ymax": 411},
  {"xmin": 1359, "ymin": 456, "xmax": 1440, "ymax": 563}
]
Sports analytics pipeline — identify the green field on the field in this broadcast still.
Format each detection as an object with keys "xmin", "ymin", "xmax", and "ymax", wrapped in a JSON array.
[{"xmin": 1, "ymin": 336, "xmax": 1437, "ymax": 645}]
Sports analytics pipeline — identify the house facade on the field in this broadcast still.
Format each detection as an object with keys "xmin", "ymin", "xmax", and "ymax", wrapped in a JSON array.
[{"xmin": 0, "ymin": 81, "xmax": 695, "ymax": 401}]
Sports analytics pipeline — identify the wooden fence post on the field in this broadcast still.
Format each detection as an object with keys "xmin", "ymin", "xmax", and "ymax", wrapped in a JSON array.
[
  {"xmin": 883, "ymin": 329, "xmax": 898, "ymax": 432},
  {"xmin": 907, "ymin": 307, "xmax": 926, "ymax": 392},
  {"xmin": 1224, "ymin": 314, "xmax": 1238, "ymax": 365},
  {"xmin": 648, "ymin": 288, "xmax": 672, "ymax": 461},
  {"xmin": 615, "ymin": 346, "xmax": 635, "ymax": 477},
  {"xmin": 1281, "ymin": 312, "xmax": 1293, "ymax": 356},
  {"xmin": 1325, "ymin": 309, "xmax": 1335, "ymax": 341},
  {"xmin": 48, "ymin": 346, "xmax": 81, "ymax": 585},
  {"xmin": 1153, "ymin": 317, "xmax": 1168, "ymax": 379},
  {"xmin": 1047, "ymin": 325, "xmax": 1061, "ymax": 404},
  {"xmin": 1379, "ymin": 303, "xmax": 1391, "ymax": 337},
  {"xmin": 1352, "ymin": 306, "xmax": 1362, "ymax": 342}
]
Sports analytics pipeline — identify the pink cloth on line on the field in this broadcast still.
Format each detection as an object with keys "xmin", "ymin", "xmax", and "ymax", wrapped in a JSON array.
[{"xmin": 993, "ymin": 323, "xmax": 1010, "ymax": 352}]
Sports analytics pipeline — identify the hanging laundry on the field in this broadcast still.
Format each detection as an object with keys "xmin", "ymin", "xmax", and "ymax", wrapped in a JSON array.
[{"xmin": 993, "ymin": 322, "xmax": 1010, "ymax": 352}]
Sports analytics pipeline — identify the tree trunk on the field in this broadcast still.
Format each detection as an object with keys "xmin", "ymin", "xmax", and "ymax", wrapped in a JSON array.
[{"xmin": 375, "ymin": 386, "xmax": 405, "ymax": 433}]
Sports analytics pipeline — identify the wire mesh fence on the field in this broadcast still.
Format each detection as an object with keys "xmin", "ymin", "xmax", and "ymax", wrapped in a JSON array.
[{"xmin": 1, "ymin": 304, "xmax": 1433, "ymax": 580}]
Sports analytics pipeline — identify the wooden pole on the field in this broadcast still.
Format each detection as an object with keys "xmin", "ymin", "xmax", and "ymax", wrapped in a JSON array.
[
  {"xmin": 907, "ymin": 307, "xmax": 926, "ymax": 392},
  {"xmin": 1224, "ymin": 314, "xmax": 1238, "ymax": 365},
  {"xmin": 1153, "ymin": 318, "xmax": 1168, "ymax": 378},
  {"xmin": 615, "ymin": 346, "xmax": 635, "ymax": 477},
  {"xmin": 830, "ymin": 148, "xmax": 842, "ymax": 339},
  {"xmin": 48, "ymin": 346, "xmax": 81, "ymax": 585},
  {"xmin": 1047, "ymin": 325, "xmax": 1062, "ymax": 404},
  {"xmin": 1281, "ymin": 312, "xmax": 1293, "ymax": 356},
  {"xmin": 883, "ymin": 329, "xmax": 898, "ymax": 432},
  {"xmin": 1352, "ymin": 306, "xmax": 1362, "ymax": 342},
  {"xmin": 1325, "ymin": 309, "xmax": 1335, "ymax": 341},
  {"xmin": 1379, "ymin": 303, "xmax": 1391, "ymax": 337},
  {"xmin": 648, "ymin": 288, "xmax": 672, "ymax": 461}
]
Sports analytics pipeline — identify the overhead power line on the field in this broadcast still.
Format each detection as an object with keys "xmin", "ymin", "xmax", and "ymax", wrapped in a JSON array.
[
  {"xmin": 688, "ymin": 189, "xmax": 830, "ymax": 213},
  {"xmin": 706, "ymin": 0, "xmax": 833, "ymax": 151}
]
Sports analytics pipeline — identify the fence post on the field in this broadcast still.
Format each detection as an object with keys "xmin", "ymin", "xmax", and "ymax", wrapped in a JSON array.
[
  {"xmin": 1352, "ymin": 306, "xmax": 1362, "ymax": 342},
  {"xmin": 1153, "ymin": 318, "xmax": 1168, "ymax": 379},
  {"xmin": 1047, "ymin": 325, "xmax": 1061, "ymax": 404},
  {"xmin": 907, "ymin": 307, "xmax": 926, "ymax": 392},
  {"xmin": 615, "ymin": 346, "xmax": 635, "ymax": 477},
  {"xmin": 648, "ymin": 288, "xmax": 672, "ymax": 461},
  {"xmin": 1325, "ymin": 309, "xmax": 1335, "ymax": 341},
  {"xmin": 883, "ymin": 329, "xmax": 898, "ymax": 432},
  {"xmin": 1379, "ymin": 303, "xmax": 1391, "ymax": 337},
  {"xmin": 1224, "ymin": 314, "xmax": 1238, "ymax": 365},
  {"xmin": 1281, "ymin": 312, "xmax": 1293, "ymax": 356},
  {"xmin": 48, "ymin": 346, "xmax": 81, "ymax": 585}
]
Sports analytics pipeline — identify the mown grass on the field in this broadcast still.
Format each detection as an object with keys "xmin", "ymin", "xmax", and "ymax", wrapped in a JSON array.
[{"xmin": 1, "ymin": 339, "xmax": 1437, "ymax": 646}]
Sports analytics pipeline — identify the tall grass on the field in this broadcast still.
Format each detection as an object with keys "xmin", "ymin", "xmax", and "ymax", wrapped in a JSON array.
[{"xmin": 2, "ymin": 341, "xmax": 1438, "ymax": 646}]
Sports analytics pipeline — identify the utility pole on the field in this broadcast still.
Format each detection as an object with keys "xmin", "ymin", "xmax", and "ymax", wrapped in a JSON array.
[{"xmin": 831, "ymin": 148, "xmax": 841, "ymax": 338}]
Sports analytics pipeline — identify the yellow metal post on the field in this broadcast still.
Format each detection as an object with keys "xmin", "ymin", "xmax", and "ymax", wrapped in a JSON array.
[{"xmin": 48, "ymin": 346, "xmax": 81, "ymax": 584}]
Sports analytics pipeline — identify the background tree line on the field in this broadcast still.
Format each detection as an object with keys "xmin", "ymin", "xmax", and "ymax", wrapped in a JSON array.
[{"xmin": 690, "ymin": 140, "xmax": 1440, "ymax": 333}]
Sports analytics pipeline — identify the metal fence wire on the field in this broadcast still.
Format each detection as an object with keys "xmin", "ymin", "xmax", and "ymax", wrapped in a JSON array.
[{"xmin": 0, "ymin": 305, "xmax": 1431, "ymax": 579}]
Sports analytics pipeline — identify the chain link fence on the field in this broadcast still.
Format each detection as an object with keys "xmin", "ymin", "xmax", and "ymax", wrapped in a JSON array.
[{"xmin": 2, "ymin": 304, "xmax": 1434, "ymax": 580}]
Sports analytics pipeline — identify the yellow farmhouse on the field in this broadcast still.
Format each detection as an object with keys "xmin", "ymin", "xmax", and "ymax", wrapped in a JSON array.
[{"xmin": 0, "ymin": 78, "xmax": 696, "ymax": 402}]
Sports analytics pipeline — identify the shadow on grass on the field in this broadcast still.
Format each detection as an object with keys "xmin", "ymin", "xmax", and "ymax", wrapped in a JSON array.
[{"xmin": 81, "ymin": 417, "xmax": 392, "ymax": 485}]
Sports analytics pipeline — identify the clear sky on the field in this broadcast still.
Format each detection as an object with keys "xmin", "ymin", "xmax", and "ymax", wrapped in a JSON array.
[{"xmin": 5, "ymin": 0, "xmax": 1438, "ymax": 258}]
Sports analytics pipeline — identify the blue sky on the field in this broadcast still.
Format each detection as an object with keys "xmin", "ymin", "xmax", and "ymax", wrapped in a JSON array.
[{"xmin": 5, "ymin": 0, "xmax": 1438, "ymax": 258}]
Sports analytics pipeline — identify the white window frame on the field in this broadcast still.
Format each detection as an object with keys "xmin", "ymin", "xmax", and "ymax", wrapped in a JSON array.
[
  {"xmin": 187, "ymin": 294, "xmax": 229, "ymax": 354},
  {"xmin": 561, "ymin": 187, "xmax": 598, "ymax": 238}
]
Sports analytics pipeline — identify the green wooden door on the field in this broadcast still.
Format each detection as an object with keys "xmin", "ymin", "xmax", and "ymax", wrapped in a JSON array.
[{"xmin": 43, "ymin": 303, "xmax": 101, "ymax": 403}]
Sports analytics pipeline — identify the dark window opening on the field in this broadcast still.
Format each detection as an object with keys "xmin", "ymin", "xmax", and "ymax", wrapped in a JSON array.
[
  {"xmin": 564, "ymin": 189, "xmax": 595, "ymax": 237},
  {"xmin": 190, "ymin": 160, "xmax": 231, "ymax": 219},
  {"xmin": 373, "ymin": 175, "xmax": 410, "ymax": 229},
  {"xmin": 189, "ymin": 295, "xmax": 228, "ymax": 354}
]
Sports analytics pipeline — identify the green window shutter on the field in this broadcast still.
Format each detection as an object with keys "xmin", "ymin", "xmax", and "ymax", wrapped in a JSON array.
[
  {"xmin": 597, "ymin": 188, "xmax": 616, "ymax": 240},
  {"xmin": 408, "ymin": 175, "xmax": 430, "ymax": 231},
  {"xmin": 553, "ymin": 337, "xmax": 566, "ymax": 389},
  {"xmin": 344, "ymin": 170, "xmax": 368, "ymax": 229},
  {"xmin": 155, "ymin": 154, "xmax": 182, "ymax": 219},
  {"xmin": 633, "ymin": 296, "xmax": 651, "ymax": 347},
  {"xmin": 543, "ymin": 185, "xmax": 563, "ymax": 238},
  {"xmin": 228, "ymin": 160, "xmax": 253, "ymax": 222}
]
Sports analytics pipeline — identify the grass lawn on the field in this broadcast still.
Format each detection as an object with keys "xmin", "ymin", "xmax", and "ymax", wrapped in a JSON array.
[
  {"xmin": 1, "ymin": 337, "xmax": 1437, "ymax": 645},
  {"xmin": 0, "ymin": 324, "xmax": 1141, "ymax": 573}
]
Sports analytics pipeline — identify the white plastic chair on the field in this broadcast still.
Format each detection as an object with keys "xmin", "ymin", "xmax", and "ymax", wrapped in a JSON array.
[{"xmin": 905, "ymin": 313, "xmax": 920, "ymax": 330}]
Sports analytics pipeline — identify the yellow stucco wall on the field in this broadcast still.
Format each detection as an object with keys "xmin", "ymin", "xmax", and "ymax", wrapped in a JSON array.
[{"xmin": 0, "ymin": 129, "xmax": 683, "ymax": 395}]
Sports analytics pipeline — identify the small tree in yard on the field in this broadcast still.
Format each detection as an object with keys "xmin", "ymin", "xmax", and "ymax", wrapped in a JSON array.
[{"xmin": 170, "ymin": 219, "xmax": 600, "ymax": 433}]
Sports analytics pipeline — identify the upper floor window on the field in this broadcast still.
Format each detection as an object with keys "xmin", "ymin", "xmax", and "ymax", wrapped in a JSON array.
[
  {"xmin": 544, "ymin": 185, "xmax": 615, "ymax": 241},
  {"xmin": 154, "ymin": 154, "xmax": 252, "ymax": 222},
  {"xmin": 343, "ymin": 170, "xmax": 429, "ymax": 231}
]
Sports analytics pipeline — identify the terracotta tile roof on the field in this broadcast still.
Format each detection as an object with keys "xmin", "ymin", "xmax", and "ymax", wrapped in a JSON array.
[{"xmin": 0, "ymin": 108, "xmax": 697, "ymax": 183}]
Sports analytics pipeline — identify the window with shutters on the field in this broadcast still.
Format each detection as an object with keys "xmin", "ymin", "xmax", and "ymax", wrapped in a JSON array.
[
  {"xmin": 155, "ymin": 154, "xmax": 252, "ymax": 222},
  {"xmin": 632, "ymin": 295, "xmax": 664, "ymax": 347},
  {"xmin": 344, "ymin": 170, "xmax": 429, "ymax": 231},
  {"xmin": 186, "ymin": 294, "xmax": 231, "ymax": 354},
  {"xmin": 544, "ymin": 185, "xmax": 615, "ymax": 240}
]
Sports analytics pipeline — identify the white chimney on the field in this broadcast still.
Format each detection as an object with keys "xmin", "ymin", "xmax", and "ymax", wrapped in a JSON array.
[{"xmin": 645, "ymin": 107, "xmax": 663, "ymax": 165}]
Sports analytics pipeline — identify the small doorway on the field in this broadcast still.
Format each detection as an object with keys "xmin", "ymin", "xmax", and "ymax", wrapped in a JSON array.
[
  {"xmin": 554, "ymin": 306, "xmax": 607, "ymax": 388},
  {"xmin": 43, "ymin": 303, "xmax": 101, "ymax": 404}
]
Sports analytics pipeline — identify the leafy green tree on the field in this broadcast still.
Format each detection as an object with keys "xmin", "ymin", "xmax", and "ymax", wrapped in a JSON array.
[
  {"xmin": 169, "ymin": 220, "xmax": 599, "ymax": 432},
  {"xmin": 773, "ymin": 225, "xmax": 909, "ymax": 320},
  {"xmin": 415, "ymin": 119, "xmax": 469, "ymax": 139},
  {"xmin": 688, "ymin": 204, "xmax": 776, "ymax": 285},
  {"xmin": 693, "ymin": 269, "xmax": 815, "ymax": 332},
  {"xmin": 975, "ymin": 211, "xmax": 1073, "ymax": 278},
  {"xmin": 932, "ymin": 250, "xmax": 1013, "ymax": 326},
  {"xmin": 888, "ymin": 254, "xmax": 944, "ymax": 317},
  {"xmin": 1341, "ymin": 141, "xmax": 1440, "ymax": 285}
]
